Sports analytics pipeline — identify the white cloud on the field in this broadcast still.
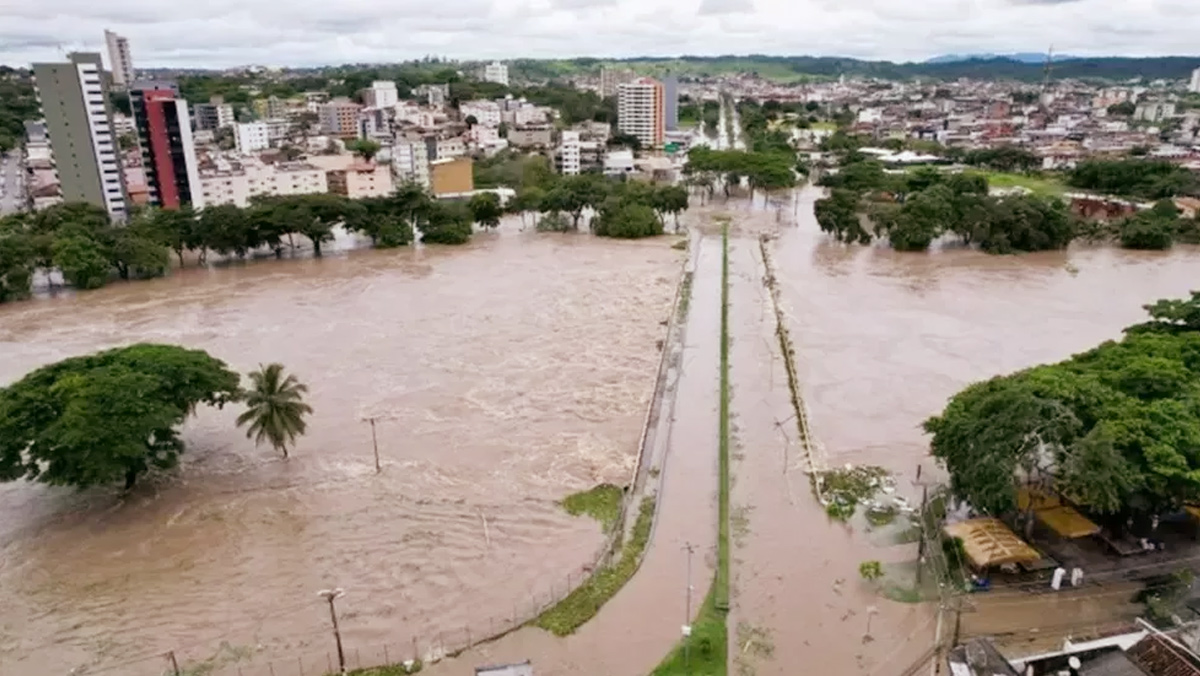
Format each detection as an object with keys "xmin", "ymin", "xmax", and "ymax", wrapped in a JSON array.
[{"xmin": 2, "ymin": 0, "xmax": 1199, "ymax": 68}]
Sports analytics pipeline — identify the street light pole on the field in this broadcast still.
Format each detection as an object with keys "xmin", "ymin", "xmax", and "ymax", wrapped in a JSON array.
[
  {"xmin": 683, "ymin": 542, "xmax": 695, "ymax": 669},
  {"xmin": 368, "ymin": 418, "xmax": 380, "ymax": 473},
  {"xmin": 318, "ymin": 588, "xmax": 347, "ymax": 674}
]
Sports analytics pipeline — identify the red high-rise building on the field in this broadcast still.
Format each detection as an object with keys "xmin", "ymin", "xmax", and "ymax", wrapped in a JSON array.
[{"xmin": 131, "ymin": 83, "xmax": 201, "ymax": 209}]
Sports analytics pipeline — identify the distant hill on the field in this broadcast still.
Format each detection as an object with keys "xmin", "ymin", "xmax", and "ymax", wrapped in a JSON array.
[
  {"xmin": 925, "ymin": 53, "xmax": 1075, "ymax": 65},
  {"xmin": 510, "ymin": 55, "xmax": 1200, "ymax": 84}
]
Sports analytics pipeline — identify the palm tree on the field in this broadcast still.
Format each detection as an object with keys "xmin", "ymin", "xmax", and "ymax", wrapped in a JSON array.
[{"xmin": 237, "ymin": 364, "xmax": 313, "ymax": 458}]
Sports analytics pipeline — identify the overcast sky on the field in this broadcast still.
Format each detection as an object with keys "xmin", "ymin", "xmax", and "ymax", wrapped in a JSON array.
[{"xmin": 2, "ymin": 0, "xmax": 1198, "ymax": 69}]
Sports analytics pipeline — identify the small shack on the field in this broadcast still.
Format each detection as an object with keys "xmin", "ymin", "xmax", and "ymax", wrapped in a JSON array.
[
  {"xmin": 944, "ymin": 518, "xmax": 1041, "ymax": 570},
  {"xmin": 1018, "ymin": 488, "xmax": 1102, "ymax": 540}
]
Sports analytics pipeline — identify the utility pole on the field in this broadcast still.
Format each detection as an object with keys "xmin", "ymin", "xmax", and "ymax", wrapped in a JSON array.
[
  {"xmin": 683, "ymin": 542, "xmax": 695, "ymax": 668},
  {"xmin": 318, "ymin": 588, "xmax": 347, "ymax": 674},
  {"xmin": 166, "ymin": 651, "xmax": 181, "ymax": 676},
  {"xmin": 368, "ymin": 418, "xmax": 380, "ymax": 473}
]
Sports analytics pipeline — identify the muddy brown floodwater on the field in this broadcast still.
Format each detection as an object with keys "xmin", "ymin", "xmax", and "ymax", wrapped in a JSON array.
[
  {"xmin": 0, "ymin": 221, "xmax": 680, "ymax": 675},
  {"xmin": 726, "ymin": 186, "xmax": 1200, "ymax": 673}
]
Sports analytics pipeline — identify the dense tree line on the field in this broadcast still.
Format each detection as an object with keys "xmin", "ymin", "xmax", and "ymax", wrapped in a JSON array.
[
  {"xmin": 0, "ymin": 67, "xmax": 38, "ymax": 152},
  {"xmin": 925, "ymin": 292, "xmax": 1200, "ymax": 520},
  {"xmin": 509, "ymin": 173, "xmax": 689, "ymax": 238},
  {"xmin": 956, "ymin": 146, "xmax": 1041, "ymax": 173},
  {"xmin": 1068, "ymin": 159, "xmax": 1199, "ymax": 201},
  {"xmin": 816, "ymin": 165, "xmax": 1073, "ymax": 253},
  {"xmin": 0, "ymin": 188, "xmax": 482, "ymax": 303},
  {"xmin": 682, "ymin": 147, "xmax": 799, "ymax": 201}
]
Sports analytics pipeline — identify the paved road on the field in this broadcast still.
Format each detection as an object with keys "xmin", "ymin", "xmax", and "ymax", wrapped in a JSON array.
[{"xmin": 0, "ymin": 151, "xmax": 26, "ymax": 215}]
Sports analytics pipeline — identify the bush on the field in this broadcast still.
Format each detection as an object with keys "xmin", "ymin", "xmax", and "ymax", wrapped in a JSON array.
[
  {"xmin": 593, "ymin": 203, "xmax": 662, "ymax": 239},
  {"xmin": 535, "ymin": 211, "xmax": 571, "ymax": 233}
]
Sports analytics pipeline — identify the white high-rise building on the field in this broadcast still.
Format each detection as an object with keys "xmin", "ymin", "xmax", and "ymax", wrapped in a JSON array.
[
  {"xmin": 558, "ymin": 130, "xmax": 581, "ymax": 175},
  {"xmin": 1190, "ymin": 67, "xmax": 1200, "ymax": 94},
  {"xmin": 617, "ymin": 77, "xmax": 665, "ymax": 149},
  {"xmin": 364, "ymin": 81, "xmax": 399, "ymax": 108},
  {"xmin": 103, "ymin": 30, "xmax": 134, "ymax": 88},
  {"xmin": 483, "ymin": 61, "xmax": 509, "ymax": 87},
  {"xmin": 235, "ymin": 122, "xmax": 271, "ymax": 154}
]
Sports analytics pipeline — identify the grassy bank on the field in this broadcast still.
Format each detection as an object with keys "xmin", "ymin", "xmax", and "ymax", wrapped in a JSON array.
[
  {"xmin": 533, "ymin": 496, "xmax": 656, "ymax": 636},
  {"xmin": 649, "ymin": 584, "xmax": 728, "ymax": 675},
  {"xmin": 562, "ymin": 484, "xmax": 624, "ymax": 532},
  {"xmin": 967, "ymin": 170, "xmax": 1067, "ymax": 198},
  {"xmin": 716, "ymin": 223, "xmax": 731, "ymax": 611},
  {"xmin": 339, "ymin": 662, "xmax": 423, "ymax": 675}
]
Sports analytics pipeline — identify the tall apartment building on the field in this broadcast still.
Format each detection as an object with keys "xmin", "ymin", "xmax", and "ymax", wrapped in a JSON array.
[
  {"xmin": 235, "ymin": 122, "xmax": 270, "ymax": 154},
  {"xmin": 363, "ymin": 81, "xmax": 399, "ymax": 108},
  {"xmin": 557, "ymin": 130, "xmax": 581, "ymax": 175},
  {"xmin": 483, "ymin": 62, "xmax": 509, "ymax": 87},
  {"xmin": 1190, "ymin": 67, "xmax": 1200, "ymax": 94},
  {"xmin": 393, "ymin": 136, "xmax": 431, "ymax": 189},
  {"xmin": 617, "ymin": 77, "xmax": 665, "ymax": 149},
  {"xmin": 193, "ymin": 96, "xmax": 235, "ymax": 131},
  {"xmin": 104, "ymin": 30, "xmax": 134, "ymax": 89},
  {"xmin": 32, "ymin": 52, "xmax": 127, "ymax": 219},
  {"xmin": 600, "ymin": 67, "xmax": 635, "ymax": 98},
  {"xmin": 320, "ymin": 98, "xmax": 362, "ymax": 139},
  {"xmin": 663, "ymin": 76, "xmax": 679, "ymax": 131},
  {"xmin": 130, "ymin": 82, "xmax": 202, "ymax": 210}
]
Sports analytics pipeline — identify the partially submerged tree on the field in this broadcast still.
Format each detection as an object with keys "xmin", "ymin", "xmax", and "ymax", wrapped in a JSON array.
[
  {"xmin": 0, "ymin": 344, "xmax": 241, "ymax": 489},
  {"xmin": 926, "ymin": 295, "xmax": 1200, "ymax": 518}
]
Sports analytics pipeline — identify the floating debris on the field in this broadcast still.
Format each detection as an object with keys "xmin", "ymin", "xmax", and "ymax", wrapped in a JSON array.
[{"xmin": 819, "ymin": 464, "xmax": 894, "ymax": 522}]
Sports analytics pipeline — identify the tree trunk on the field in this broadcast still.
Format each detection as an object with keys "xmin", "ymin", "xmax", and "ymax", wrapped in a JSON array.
[
  {"xmin": 124, "ymin": 468, "xmax": 138, "ymax": 490},
  {"xmin": 288, "ymin": 233, "xmax": 296, "ymax": 250},
  {"xmin": 175, "ymin": 248, "xmax": 185, "ymax": 268},
  {"xmin": 281, "ymin": 445, "xmax": 289, "ymax": 459},
  {"xmin": 312, "ymin": 240, "xmax": 323, "ymax": 257}
]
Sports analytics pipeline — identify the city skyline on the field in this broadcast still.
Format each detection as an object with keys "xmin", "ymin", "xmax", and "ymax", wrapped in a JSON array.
[{"xmin": 3, "ymin": 0, "xmax": 1200, "ymax": 69}]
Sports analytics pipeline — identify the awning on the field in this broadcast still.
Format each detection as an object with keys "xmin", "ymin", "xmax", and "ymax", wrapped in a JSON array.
[
  {"xmin": 1036, "ymin": 506, "xmax": 1101, "ymax": 539},
  {"xmin": 1017, "ymin": 486, "xmax": 1061, "ymax": 511},
  {"xmin": 944, "ymin": 518, "xmax": 1041, "ymax": 569}
]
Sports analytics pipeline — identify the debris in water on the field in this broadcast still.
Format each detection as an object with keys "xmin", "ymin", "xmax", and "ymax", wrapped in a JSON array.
[{"xmin": 819, "ymin": 464, "xmax": 894, "ymax": 521}]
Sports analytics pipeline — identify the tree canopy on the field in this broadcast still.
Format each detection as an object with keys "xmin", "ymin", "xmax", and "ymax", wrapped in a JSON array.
[
  {"xmin": 0, "ymin": 344, "xmax": 242, "ymax": 489},
  {"xmin": 815, "ymin": 167, "xmax": 1073, "ymax": 253},
  {"xmin": 925, "ymin": 292, "xmax": 1200, "ymax": 516},
  {"xmin": 1068, "ymin": 159, "xmax": 1198, "ymax": 201}
]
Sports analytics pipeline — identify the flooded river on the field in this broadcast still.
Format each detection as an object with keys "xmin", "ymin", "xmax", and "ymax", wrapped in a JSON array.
[
  {"xmin": 2, "ymin": 187, "xmax": 1198, "ymax": 675},
  {"xmin": 723, "ymin": 187, "xmax": 1200, "ymax": 674},
  {"xmin": 0, "ymin": 223, "xmax": 680, "ymax": 674}
]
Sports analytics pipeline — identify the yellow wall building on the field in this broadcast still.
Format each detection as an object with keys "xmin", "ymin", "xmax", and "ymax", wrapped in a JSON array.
[{"xmin": 430, "ymin": 157, "xmax": 474, "ymax": 196}]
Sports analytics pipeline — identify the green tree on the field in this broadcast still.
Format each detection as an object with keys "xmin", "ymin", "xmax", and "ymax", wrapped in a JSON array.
[
  {"xmin": 109, "ymin": 228, "xmax": 169, "ymax": 280},
  {"xmin": 592, "ymin": 200, "xmax": 662, "ymax": 239},
  {"xmin": 815, "ymin": 189, "xmax": 869, "ymax": 244},
  {"xmin": 0, "ymin": 344, "xmax": 241, "ymax": 489},
  {"xmin": 467, "ymin": 192, "xmax": 504, "ymax": 230},
  {"xmin": 52, "ymin": 236, "xmax": 111, "ymax": 289},
  {"xmin": 1107, "ymin": 101, "xmax": 1137, "ymax": 116},
  {"xmin": 420, "ymin": 201, "xmax": 473, "ymax": 244},
  {"xmin": 347, "ymin": 138, "xmax": 382, "ymax": 162},
  {"xmin": 236, "ymin": 363, "xmax": 313, "ymax": 459},
  {"xmin": 926, "ymin": 295, "xmax": 1200, "ymax": 517},
  {"xmin": 651, "ymin": 184, "xmax": 690, "ymax": 231}
]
